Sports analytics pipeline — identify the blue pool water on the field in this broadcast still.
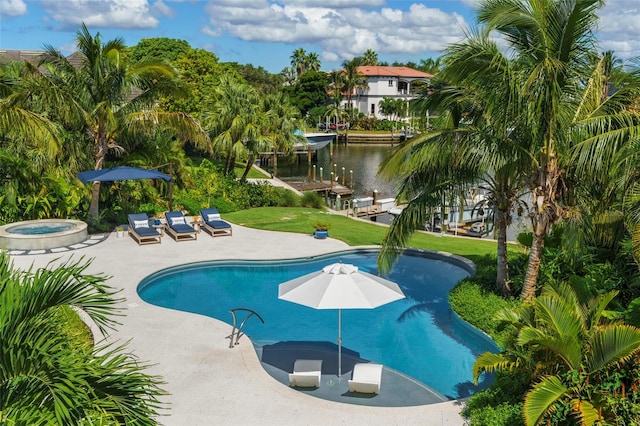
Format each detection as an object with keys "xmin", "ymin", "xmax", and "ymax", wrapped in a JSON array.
[
  {"xmin": 137, "ymin": 249, "xmax": 498, "ymax": 399},
  {"xmin": 8, "ymin": 223, "xmax": 74, "ymax": 235}
]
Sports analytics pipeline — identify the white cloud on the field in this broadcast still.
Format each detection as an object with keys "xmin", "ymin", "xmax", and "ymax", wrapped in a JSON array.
[
  {"xmin": 202, "ymin": 25, "xmax": 221, "ymax": 37},
  {"xmin": 204, "ymin": 1, "xmax": 468, "ymax": 63},
  {"xmin": 460, "ymin": 0, "xmax": 482, "ymax": 8},
  {"xmin": 152, "ymin": 0, "xmax": 176, "ymax": 18},
  {"xmin": 282, "ymin": 0, "xmax": 385, "ymax": 7},
  {"xmin": 57, "ymin": 42, "xmax": 78, "ymax": 55},
  {"xmin": 39, "ymin": 0, "xmax": 159, "ymax": 29},
  {"xmin": 597, "ymin": 1, "xmax": 640, "ymax": 60},
  {"xmin": 0, "ymin": 0, "xmax": 27, "ymax": 17}
]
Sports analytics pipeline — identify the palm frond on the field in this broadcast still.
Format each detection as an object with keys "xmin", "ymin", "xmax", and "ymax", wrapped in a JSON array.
[{"xmin": 523, "ymin": 375, "xmax": 569, "ymax": 426}]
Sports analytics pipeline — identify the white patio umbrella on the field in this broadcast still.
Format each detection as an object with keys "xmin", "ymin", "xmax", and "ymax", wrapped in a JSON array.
[{"xmin": 278, "ymin": 262, "xmax": 405, "ymax": 377}]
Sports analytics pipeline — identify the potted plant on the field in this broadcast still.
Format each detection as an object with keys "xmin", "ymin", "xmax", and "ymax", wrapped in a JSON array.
[{"xmin": 311, "ymin": 220, "xmax": 330, "ymax": 239}]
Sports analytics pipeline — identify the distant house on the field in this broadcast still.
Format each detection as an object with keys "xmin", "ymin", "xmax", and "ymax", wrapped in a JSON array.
[
  {"xmin": 0, "ymin": 49, "xmax": 46, "ymax": 65},
  {"xmin": 348, "ymin": 66, "xmax": 432, "ymax": 120}
]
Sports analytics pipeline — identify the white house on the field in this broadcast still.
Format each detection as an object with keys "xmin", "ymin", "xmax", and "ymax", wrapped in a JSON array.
[{"xmin": 349, "ymin": 66, "xmax": 432, "ymax": 120}]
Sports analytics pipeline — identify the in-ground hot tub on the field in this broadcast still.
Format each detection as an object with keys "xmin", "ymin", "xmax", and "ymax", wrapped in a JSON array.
[{"xmin": 0, "ymin": 219, "xmax": 88, "ymax": 250}]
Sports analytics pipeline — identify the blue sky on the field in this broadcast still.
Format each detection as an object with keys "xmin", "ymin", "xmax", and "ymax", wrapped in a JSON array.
[{"xmin": 2, "ymin": 0, "xmax": 639, "ymax": 73}]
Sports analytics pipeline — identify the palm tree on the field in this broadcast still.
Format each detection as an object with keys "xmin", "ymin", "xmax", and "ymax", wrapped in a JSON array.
[
  {"xmin": 290, "ymin": 48, "xmax": 308, "ymax": 77},
  {"xmin": 362, "ymin": 49, "xmax": 378, "ymax": 66},
  {"xmin": 206, "ymin": 75, "xmax": 262, "ymax": 176},
  {"xmin": 31, "ymin": 23, "xmax": 207, "ymax": 220},
  {"xmin": 0, "ymin": 61, "xmax": 68, "ymax": 221},
  {"xmin": 280, "ymin": 66, "xmax": 297, "ymax": 86},
  {"xmin": 260, "ymin": 91, "xmax": 302, "ymax": 178},
  {"xmin": 378, "ymin": 31, "xmax": 530, "ymax": 295},
  {"xmin": 419, "ymin": 57, "xmax": 442, "ymax": 75},
  {"xmin": 341, "ymin": 59, "xmax": 368, "ymax": 119},
  {"xmin": 476, "ymin": 0, "xmax": 604, "ymax": 300},
  {"xmin": 473, "ymin": 281, "xmax": 640, "ymax": 425},
  {"xmin": 569, "ymin": 53, "xmax": 640, "ymax": 261},
  {"xmin": 306, "ymin": 52, "xmax": 321, "ymax": 72},
  {"xmin": 0, "ymin": 254, "xmax": 165, "ymax": 424},
  {"xmin": 0, "ymin": 61, "xmax": 60, "ymax": 161}
]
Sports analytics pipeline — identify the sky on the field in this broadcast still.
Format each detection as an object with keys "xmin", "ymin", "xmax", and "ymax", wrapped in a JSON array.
[{"xmin": 1, "ymin": 0, "xmax": 640, "ymax": 74}]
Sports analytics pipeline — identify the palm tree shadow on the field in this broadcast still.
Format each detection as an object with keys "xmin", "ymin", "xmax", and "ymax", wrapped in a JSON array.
[{"xmin": 259, "ymin": 341, "xmax": 367, "ymax": 375}]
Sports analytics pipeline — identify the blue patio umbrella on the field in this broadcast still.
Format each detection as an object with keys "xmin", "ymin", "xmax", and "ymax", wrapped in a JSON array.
[
  {"xmin": 77, "ymin": 166, "xmax": 171, "ymax": 183},
  {"xmin": 77, "ymin": 166, "xmax": 173, "ymax": 210}
]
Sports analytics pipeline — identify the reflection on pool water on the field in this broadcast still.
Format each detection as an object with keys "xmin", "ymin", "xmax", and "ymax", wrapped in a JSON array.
[{"xmin": 137, "ymin": 249, "xmax": 498, "ymax": 399}]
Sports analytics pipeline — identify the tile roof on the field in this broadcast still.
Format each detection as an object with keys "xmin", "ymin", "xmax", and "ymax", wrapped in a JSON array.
[
  {"xmin": 357, "ymin": 66, "xmax": 432, "ymax": 79},
  {"xmin": 0, "ymin": 49, "xmax": 46, "ymax": 65}
]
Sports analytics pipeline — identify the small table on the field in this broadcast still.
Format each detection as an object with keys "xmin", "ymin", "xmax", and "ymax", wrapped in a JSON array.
[
  {"xmin": 190, "ymin": 219, "xmax": 202, "ymax": 233},
  {"xmin": 152, "ymin": 221, "xmax": 166, "ymax": 236}
]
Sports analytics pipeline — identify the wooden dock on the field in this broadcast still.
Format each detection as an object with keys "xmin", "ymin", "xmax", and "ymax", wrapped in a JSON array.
[{"xmin": 287, "ymin": 180, "xmax": 353, "ymax": 196}]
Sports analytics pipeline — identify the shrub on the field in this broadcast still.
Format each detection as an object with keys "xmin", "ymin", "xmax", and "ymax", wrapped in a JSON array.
[
  {"xmin": 207, "ymin": 197, "xmax": 237, "ymax": 214},
  {"xmin": 449, "ymin": 281, "xmax": 515, "ymax": 348},
  {"xmin": 300, "ymin": 191, "xmax": 325, "ymax": 209},
  {"xmin": 462, "ymin": 371, "xmax": 528, "ymax": 426},
  {"xmin": 310, "ymin": 219, "xmax": 331, "ymax": 231},
  {"xmin": 137, "ymin": 202, "xmax": 165, "ymax": 217},
  {"xmin": 275, "ymin": 188, "xmax": 301, "ymax": 207},
  {"xmin": 449, "ymin": 254, "xmax": 521, "ymax": 348},
  {"xmin": 173, "ymin": 195, "xmax": 202, "ymax": 215}
]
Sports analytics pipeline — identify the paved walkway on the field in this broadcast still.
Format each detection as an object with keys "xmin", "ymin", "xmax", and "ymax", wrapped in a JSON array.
[{"xmin": 9, "ymin": 225, "xmax": 467, "ymax": 426}]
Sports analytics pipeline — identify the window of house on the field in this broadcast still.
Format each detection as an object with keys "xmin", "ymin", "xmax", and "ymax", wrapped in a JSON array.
[
  {"xmin": 388, "ymin": 80, "xmax": 393, "ymax": 87},
  {"xmin": 371, "ymin": 104, "xmax": 375, "ymax": 115}
]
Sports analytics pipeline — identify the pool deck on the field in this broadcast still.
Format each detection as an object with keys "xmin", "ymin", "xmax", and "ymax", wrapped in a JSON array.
[{"xmin": 9, "ymin": 224, "xmax": 467, "ymax": 425}]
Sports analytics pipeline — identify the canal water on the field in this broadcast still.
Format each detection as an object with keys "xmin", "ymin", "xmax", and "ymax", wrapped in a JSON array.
[
  {"xmin": 266, "ymin": 143, "xmax": 398, "ymax": 199},
  {"xmin": 262, "ymin": 141, "xmax": 530, "ymax": 241}
]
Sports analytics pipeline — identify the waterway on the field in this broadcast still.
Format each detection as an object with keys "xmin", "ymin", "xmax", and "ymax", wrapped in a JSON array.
[
  {"xmin": 262, "ymin": 141, "xmax": 530, "ymax": 240},
  {"xmin": 265, "ymin": 143, "xmax": 397, "ymax": 199}
]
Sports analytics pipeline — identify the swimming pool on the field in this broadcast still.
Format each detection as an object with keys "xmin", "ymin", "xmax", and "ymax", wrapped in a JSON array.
[{"xmin": 137, "ymin": 249, "xmax": 498, "ymax": 399}]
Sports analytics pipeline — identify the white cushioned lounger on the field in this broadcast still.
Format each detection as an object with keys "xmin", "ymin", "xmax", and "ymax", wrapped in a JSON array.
[
  {"xmin": 288, "ymin": 359, "xmax": 322, "ymax": 388},
  {"xmin": 348, "ymin": 363, "xmax": 383, "ymax": 394}
]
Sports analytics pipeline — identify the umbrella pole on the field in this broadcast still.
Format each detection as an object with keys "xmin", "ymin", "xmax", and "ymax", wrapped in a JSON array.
[{"xmin": 338, "ymin": 309, "xmax": 342, "ymax": 377}]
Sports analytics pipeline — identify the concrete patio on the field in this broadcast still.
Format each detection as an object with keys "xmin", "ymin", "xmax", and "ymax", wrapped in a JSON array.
[{"xmin": 9, "ymin": 224, "xmax": 467, "ymax": 425}]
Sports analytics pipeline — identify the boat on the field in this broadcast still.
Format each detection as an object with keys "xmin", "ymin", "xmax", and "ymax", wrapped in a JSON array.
[{"xmin": 293, "ymin": 131, "xmax": 336, "ymax": 151}]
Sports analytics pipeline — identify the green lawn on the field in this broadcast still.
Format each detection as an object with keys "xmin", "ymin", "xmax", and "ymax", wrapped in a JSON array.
[{"xmin": 225, "ymin": 207, "xmax": 515, "ymax": 261}]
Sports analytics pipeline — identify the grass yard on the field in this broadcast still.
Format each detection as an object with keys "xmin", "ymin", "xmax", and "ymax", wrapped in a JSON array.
[{"xmin": 224, "ymin": 207, "xmax": 517, "ymax": 262}]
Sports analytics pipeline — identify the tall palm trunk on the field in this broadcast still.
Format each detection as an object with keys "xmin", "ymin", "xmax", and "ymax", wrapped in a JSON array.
[
  {"xmin": 223, "ymin": 153, "xmax": 234, "ymax": 176},
  {"xmin": 88, "ymin": 127, "xmax": 108, "ymax": 220},
  {"xmin": 241, "ymin": 155, "xmax": 255, "ymax": 181},
  {"xmin": 521, "ymin": 156, "xmax": 561, "ymax": 301},
  {"xmin": 495, "ymin": 207, "xmax": 511, "ymax": 296},
  {"xmin": 522, "ymin": 217, "xmax": 547, "ymax": 301}
]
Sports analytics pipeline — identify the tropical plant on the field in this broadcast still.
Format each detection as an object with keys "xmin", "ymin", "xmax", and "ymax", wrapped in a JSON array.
[
  {"xmin": 205, "ymin": 75, "xmax": 263, "ymax": 176},
  {"xmin": 474, "ymin": 0, "xmax": 608, "ymax": 300},
  {"xmin": 306, "ymin": 52, "xmax": 321, "ymax": 73},
  {"xmin": 418, "ymin": 57, "xmax": 442, "ymax": 75},
  {"xmin": 290, "ymin": 47, "xmax": 308, "ymax": 77},
  {"xmin": 383, "ymin": 0, "xmax": 640, "ymax": 301},
  {"xmin": 29, "ymin": 23, "xmax": 207, "ymax": 220},
  {"xmin": 378, "ymin": 29, "xmax": 530, "ymax": 295},
  {"xmin": 361, "ymin": 49, "xmax": 378, "ymax": 66},
  {"xmin": 0, "ymin": 254, "xmax": 165, "ymax": 424},
  {"xmin": 472, "ymin": 280, "xmax": 640, "ymax": 425},
  {"xmin": 260, "ymin": 91, "xmax": 303, "ymax": 178},
  {"xmin": 340, "ymin": 59, "xmax": 368, "ymax": 118}
]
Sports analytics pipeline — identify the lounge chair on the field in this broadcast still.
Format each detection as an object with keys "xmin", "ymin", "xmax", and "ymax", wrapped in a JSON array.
[
  {"xmin": 200, "ymin": 208, "xmax": 233, "ymax": 237},
  {"xmin": 127, "ymin": 213, "xmax": 162, "ymax": 245},
  {"xmin": 348, "ymin": 363, "xmax": 383, "ymax": 394},
  {"xmin": 164, "ymin": 211, "xmax": 198, "ymax": 242},
  {"xmin": 288, "ymin": 359, "xmax": 322, "ymax": 388}
]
